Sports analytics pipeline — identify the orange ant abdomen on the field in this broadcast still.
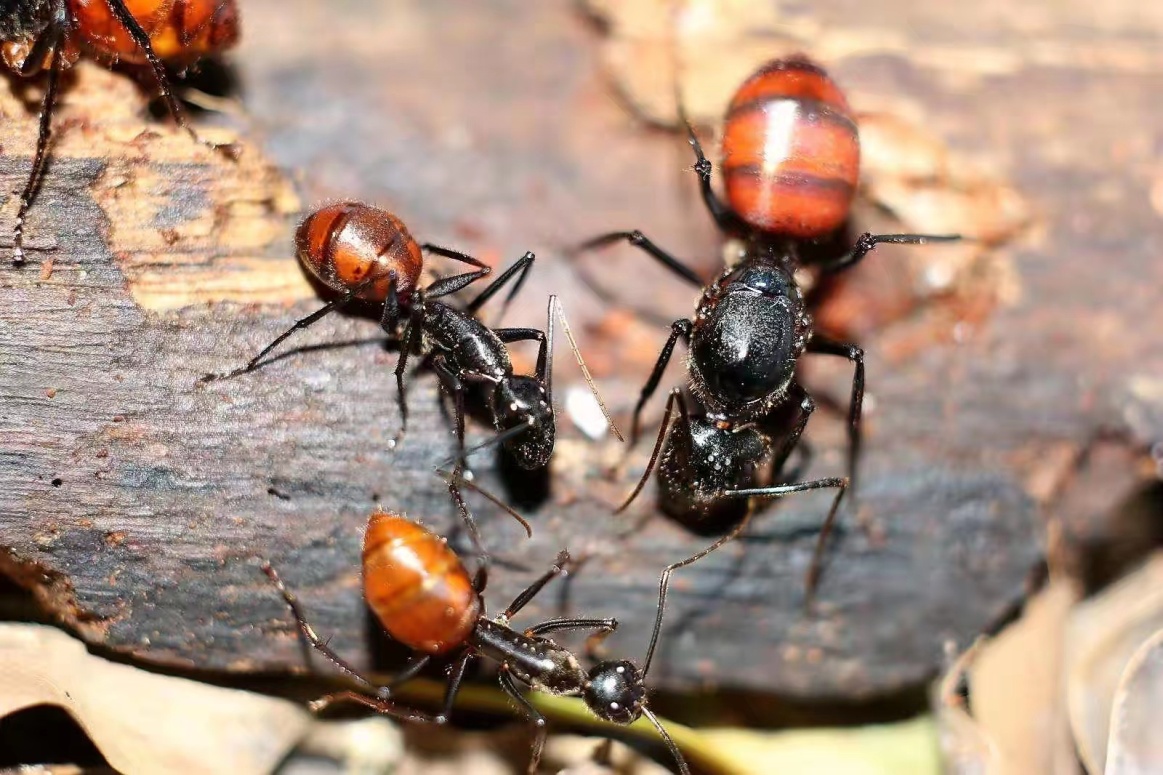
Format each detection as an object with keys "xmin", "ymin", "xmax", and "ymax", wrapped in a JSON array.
[
  {"xmin": 295, "ymin": 203, "xmax": 424, "ymax": 303},
  {"xmin": 69, "ymin": 0, "xmax": 240, "ymax": 64},
  {"xmin": 361, "ymin": 510, "xmax": 481, "ymax": 655},
  {"xmin": 720, "ymin": 57, "xmax": 859, "ymax": 239}
]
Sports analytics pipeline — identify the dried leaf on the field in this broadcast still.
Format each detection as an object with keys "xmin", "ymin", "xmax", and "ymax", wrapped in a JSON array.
[
  {"xmin": 1105, "ymin": 629, "xmax": 1163, "ymax": 775},
  {"xmin": 0, "ymin": 622, "xmax": 310, "ymax": 774},
  {"xmin": 1066, "ymin": 555, "xmax": 1163, "ymax": 774},
  {"xmin": 936, "ymin": 579, "xmax": 1081, "ymax": 775}
]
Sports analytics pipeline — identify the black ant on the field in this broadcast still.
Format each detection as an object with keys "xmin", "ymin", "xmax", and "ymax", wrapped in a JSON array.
[
  {"xmin": 201, "ymin": 202, "xmax": 620, "ymax": 471},
  {"xmin": 3, "ymin": 0, "xmax": 240, "ymax": 266},
  {"xmin": 575, "ymin": 58, "xmax": 960, "ymax": 597}
]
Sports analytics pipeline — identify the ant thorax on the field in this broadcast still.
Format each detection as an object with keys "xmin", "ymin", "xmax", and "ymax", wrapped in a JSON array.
[{"xmin": 686, "ymin": 258, "xmax": 809, "ymax": 421}]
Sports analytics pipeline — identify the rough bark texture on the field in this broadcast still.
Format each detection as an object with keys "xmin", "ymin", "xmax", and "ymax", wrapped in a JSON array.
[{"xmin": 1, "ymin": 0, "xmax": 1159, "ymax": 703}]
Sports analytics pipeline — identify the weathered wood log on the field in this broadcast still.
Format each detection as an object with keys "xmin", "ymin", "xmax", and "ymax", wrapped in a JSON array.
[{"xmin": 1, "ymin": 0, "xmax": 1158, "ymax": 704}]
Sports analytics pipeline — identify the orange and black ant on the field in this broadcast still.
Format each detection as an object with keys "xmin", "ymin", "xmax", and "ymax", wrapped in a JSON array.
[
  {"xmin": 576, "ymin": 57, "xmax": 960, "ymax": 598},
  {"xmin": 202, "ymin": 202, "xmax": 620, "ymax": 471},
  {"xmin": 260, "ymin": 501, "xmax": 728, "ymax": 775},
  {"xmin": 3, "ymin": 0, "xmax": 240, "ymax": 266}
]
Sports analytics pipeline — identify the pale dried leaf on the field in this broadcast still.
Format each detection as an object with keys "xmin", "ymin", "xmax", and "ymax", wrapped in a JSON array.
[
  {"xmin": 0, "ymin": 622, "xmax": 310, "ymax": 774},
  {"xmin": 1104, "ymin": 628, "xmax": 1163, "ymax": 775},
  {"xmin": 936, "ymin": 579, "xmax": 1081, "ymax": 775},
  {"xmin": 1066, "ymin": 554, "xmax": 1163, "ymax": 774}
]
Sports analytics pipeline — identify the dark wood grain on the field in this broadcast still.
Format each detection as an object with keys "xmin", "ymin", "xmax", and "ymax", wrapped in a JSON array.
[{"xmin": 1, "ymin": 0, "xmax": 1158, "ymax": 705}]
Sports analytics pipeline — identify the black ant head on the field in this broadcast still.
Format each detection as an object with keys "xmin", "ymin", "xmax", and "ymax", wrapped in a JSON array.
[
  {"xmin": 491, "ymin": 375, "xmax": 554, "ymax": 470},
  {"xmin": 658, "ymin": 418, "xmax": 769, "ymax": 533},
  {"xmin": 584, "ymin": 660, "xmax": 647, "ymax": 724}
]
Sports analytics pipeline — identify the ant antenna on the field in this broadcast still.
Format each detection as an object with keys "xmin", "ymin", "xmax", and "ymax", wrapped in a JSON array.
[
  {"xmin": 642, "ymin": 706, "xmax": 691, "ymax": 775},
  {"xmin": 548, "ymin": 295, "xmax": 624, "ymax": 442},
  {"xmin": 616, "ymin": 388, "xmax": 684, "ymax": 513},
  {"xmin": 436, "ymin": 466, "xmax": 533, "ymax": 539},
  {"xmin": 438, "ymin": 422, "xmax": 533, "ymax": 472}
]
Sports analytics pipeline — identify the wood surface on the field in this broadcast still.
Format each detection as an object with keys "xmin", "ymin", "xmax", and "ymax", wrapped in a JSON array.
[{"xmin": 1, "ymin": 0, "xmax": 1159, "ymax": 705}]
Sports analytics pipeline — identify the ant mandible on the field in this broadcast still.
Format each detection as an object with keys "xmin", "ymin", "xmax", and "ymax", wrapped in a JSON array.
[
  {"xmin": 202, "ymin": 202, "xmax": 620, "ymax": 471},
  {"xmin": 261, "ymin": 502, "xmax": 717, "ymax": 775},
  {"xmin": 576, "ymin": 57, "xmax": 960, "ymax": 597},
  {"xmin": 3, "ymin": 0, "xmax": 240, "ymax": 266}
]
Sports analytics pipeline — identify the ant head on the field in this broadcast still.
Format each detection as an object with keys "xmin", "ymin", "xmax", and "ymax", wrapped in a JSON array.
[
  {"xmin": 584, "ymin": 660, "xmax": 647, "ymax": 724},
  {"xmin": 491, "ymin": 376, "xmax": 554, "ymax": 470}
]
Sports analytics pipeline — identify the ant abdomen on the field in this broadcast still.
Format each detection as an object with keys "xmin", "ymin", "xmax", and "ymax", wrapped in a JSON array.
[
  {"xmin": 295, "ymin": 202, "xmax": 424, "ymax": 302},
  {"xmin": 70, "ymin": 0, "xmax": 240, "ymax": 64},
  {"xmin": 362, "ymin": 510, "xmax": 481, "ymax": 655},
  {"xmin": 720, "ymin": 57, "xmax": 860, "ymax": 238}
]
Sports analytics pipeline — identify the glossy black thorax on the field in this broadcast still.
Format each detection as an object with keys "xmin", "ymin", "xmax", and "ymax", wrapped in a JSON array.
[
  {"xmin": 687, "ymin": 254, "xmax": 809, "ymax": 422},
  {"xmin": 425, "ymin": 302, "xmax": 511, "ymax": 380},
  {"xmin": 470, "ymin": 618, "xmax": 587, "ymax": 696}
]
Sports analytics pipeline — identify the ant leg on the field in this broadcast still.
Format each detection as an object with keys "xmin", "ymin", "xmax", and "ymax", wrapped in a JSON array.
[
  {"xmin": 422, "ymin": 266, "xmax": 493, "ymax": 300},
  {"xmin": 104, "ymin": 0, "xmax": 237, "ymax": 156},
  {"xmin": 502, "ymin": 551, "xmax": 572, "ymax": 620},
  {"xmin": 420, "ymin": 243, "xmax": 492, "ymax": 273},
  {"xmin": 498, "ymin": 669, "xmax": 549, "ymax": 775},
  {"xmin": 637, "ymin": 482, "xmax": 848, "ymax": 677},
  {"xmin": 391, "ymin": 300, "xmax": 426, "ymax": 448},
  {"xmin": 437, "ymin": 650, "xmax": 475, "ymax": 723},
  {"xmin": 680, "ymin": 117, "xmax": 745, "ymax": 234},
  {"xmin": 431, "ymin": 354, "xmax": 470, "ymax": 467},
  {"xmin": 629, "ymin": 319, "xmax": 693, "ymax": 446},
  {"xmin": 826, "ymin": 232, "xmax": 962, "ymax": 274},
  {"xmin": 463, "ymin": 250, "xmax": 536, "ymax": 319},
  {"xmin": 200, "ymin": 273, "xmax": 392, "ymax": 382},
  {"xmin": 12, "ymin": 36, "xmax": 63, "ymax": 267},
  {"xmin": 307, "ymin": 690, "xmax": 439, "ymax": 724},
  {"xmin": 494, "ymin": 328, "xmax": 545, "ymax": 368},
  {"xmin": 572, "ymin": 230, "xmax": 703, "ymax": 287},
  {"xmin": 721, "ymin": 476, "xmax": 849, "ymax": 608},
  {"xmin": 763, "ymin": 388, "xmax": 816, "ymax": 478},
  {"xmin": 781, "ymin": 443, "xmax": 814, "ymax": 483},
  {"xmin": 261, "ymin": 561, "xmax": 418, "ymax": 700},
  {"xmin": 617, "ymin": 388, "xmax": 689, "ymax": 513},
  {"xmin": 524, "ymin": 617, "xmax": 617, "ymax": 638},
  {"xmin": 805, "ymin": 337, "xmax": 863, "ymax": 495}
]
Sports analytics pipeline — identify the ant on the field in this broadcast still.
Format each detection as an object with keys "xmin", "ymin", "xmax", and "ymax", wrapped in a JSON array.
[
  {"xmin": 576, "ymin": 57, "xmax": 960, "ymax": 596},
  {"xmin": 202, "ymin": 202, "xmax": 620, "ymax": 471},
  {"xmin": 3, "ymin": 0, "xmax": 240, "ymax": 266},
  {"xmin": 261, "ymin": 502, "xmax": 724, "ymax": 775}
]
